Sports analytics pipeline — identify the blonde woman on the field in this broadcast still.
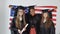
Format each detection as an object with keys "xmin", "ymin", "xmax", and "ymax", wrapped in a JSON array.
[{"xmin": 10, "ymin": 6, "xmax": 28, "ymax": 34}]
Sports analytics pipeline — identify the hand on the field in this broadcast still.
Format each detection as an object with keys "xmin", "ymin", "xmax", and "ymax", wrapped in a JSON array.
[
  {"xmin": 23, "ymin": 24, "xmax": 28, "ymax": 31},
  {"xmin": 21, "ymin": 28, "xmax": 26, "ymax": 33},
  {"xmin": 19, "ymin": 32, "xmax": 22, "ymax": 34},
  {"xmin": 18, "ymin": 29, "xmax": 21, "ymax": 33}
]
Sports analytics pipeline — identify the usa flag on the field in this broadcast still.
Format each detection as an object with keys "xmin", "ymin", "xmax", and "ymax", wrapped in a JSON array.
[{"xmin": 9, "ymin": 5, "xmax": 57, "ymax": 29}]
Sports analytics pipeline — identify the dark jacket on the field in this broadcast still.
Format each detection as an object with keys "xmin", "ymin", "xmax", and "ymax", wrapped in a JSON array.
[
  {"xmin": 10, "ymin": 17, "xmax": 18, "ymax": 34},
  {"xmin": 25, "ymin": 14, "xmax": 42, "ymax": 34},
  {"xmin": 10, "ymin": 17, "xmax": 28, "ymax": 34},
  {"xmin": 39, "ymin": 21, "xmax": 55, "ymax": 34}
]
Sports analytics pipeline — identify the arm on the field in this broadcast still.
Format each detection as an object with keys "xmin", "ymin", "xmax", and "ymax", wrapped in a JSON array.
[{"xmin": 10, "ymin": 17, "xmax": 18, "ymax": 31}]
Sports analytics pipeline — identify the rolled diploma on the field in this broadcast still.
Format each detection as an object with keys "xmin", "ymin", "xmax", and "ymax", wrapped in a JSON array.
[{"xmin": 21, "ymin": 24, "xmax": 28, "ymax": 33}]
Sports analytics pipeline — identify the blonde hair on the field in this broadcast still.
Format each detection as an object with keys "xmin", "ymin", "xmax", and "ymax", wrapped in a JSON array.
[{"xmin": 16, "ymin": 12, "xmax": 26, "ymax": 29}]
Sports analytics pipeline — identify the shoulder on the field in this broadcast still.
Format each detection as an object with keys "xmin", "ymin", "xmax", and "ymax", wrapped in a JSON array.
[
  {"xmin": 35, "ymin": 14, "xmax": 42, "ymax": 17},
  {"xmin": 12, "ymin": 17, "xmax": 16, "ymax": 23},
  {"xmin": 35, "ymin": 14, "xmax": 42, "ymax": 18},
  {"xmin": 36, "ymin": 14, "xmax": 41, "ymax": 16}
]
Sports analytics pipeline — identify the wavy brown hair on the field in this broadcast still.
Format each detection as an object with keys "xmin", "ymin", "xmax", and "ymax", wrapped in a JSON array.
[
  {"xmin": 15, "ymin": 11, "xmax": 26, "ymax": 29},
  {"xmin": 41, "ymin": 12, "xmax": 52, "ymax": 29}
]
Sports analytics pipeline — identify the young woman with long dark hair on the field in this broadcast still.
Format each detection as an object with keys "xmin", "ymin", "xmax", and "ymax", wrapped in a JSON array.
[{"xmin": 39, "ymin": 12, "xmax": 55, "ymax": 34}]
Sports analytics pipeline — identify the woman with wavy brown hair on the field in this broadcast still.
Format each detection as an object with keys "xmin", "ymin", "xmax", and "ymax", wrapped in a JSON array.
[
  {"xmin": 39, "ymin": 11, "xmax": 55, "ymax": 34},
  {"xmin": 10, "ymin": 6, "xmax": 28, "ymax": 34}
]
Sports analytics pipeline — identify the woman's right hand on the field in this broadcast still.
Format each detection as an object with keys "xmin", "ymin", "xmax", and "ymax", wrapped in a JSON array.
[{"xmin": 18, "ymin": 29, "xmax": 21, "ymax": 34}]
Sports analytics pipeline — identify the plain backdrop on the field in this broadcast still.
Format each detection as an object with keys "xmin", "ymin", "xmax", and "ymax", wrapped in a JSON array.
[{"xmin": 0, "ymin": 0, "xmax": 60, "ymax": 34}]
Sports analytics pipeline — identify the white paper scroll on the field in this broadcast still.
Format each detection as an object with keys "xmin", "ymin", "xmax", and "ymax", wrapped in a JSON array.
[{"xmin": 18, "ymin": 24, "xmax": 28, "ymax": 34}]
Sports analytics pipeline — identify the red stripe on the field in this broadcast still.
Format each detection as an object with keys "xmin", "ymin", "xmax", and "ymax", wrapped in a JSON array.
[
  {"xmin": 51, "ymin": 19, "xmax": 56, "ymax": 21},
  {"xmin": 52, "ymin": 14, "xmax": 56, "ymax": 16},
  {"xmin": 9, "ymin": 23, "xmax": 13, "ymax": 29},
  {"xmin": 35, "ymin": 6, "xmax": 57, "ymax": 9},
  {"xmin": 54, "ymin": 23, "xmax": 56, "ymax": 26},
  {"xmin": 35, "ymin": 9, "xmax": 42, "ymax": 11},
  {"xmin": 9, "ymin": 22, "xmax": 12, "ymax": 25},
  {"xmin": 10, "ymin": 18, "xmax": 13, "ymax": 21},
  {"xmin": 50, "ymin": 18, "xmax": 56, "ymax": 21},
  {"xmin": 53, "ymin": 9, "xmax": 57, "ymax": 12},
  {"xmin": 35, "ymin": 9, "xmax": 56, "ymax": 12},
  {"xmin": 48, "ymin": 9, "xmax": 57, "ymax": 12},
  {"xmin": 9, "ymin": 27, "xmax": 11, "ymax": 29},
  {"xmin": 9, "ymin": 22, "xmax": 11, "ymax": 29}
]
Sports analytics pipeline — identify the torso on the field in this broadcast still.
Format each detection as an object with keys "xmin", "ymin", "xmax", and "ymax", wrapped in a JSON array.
[{"xmin": 40, "ymin": 22, "xmax": 50, "ymax": 34}]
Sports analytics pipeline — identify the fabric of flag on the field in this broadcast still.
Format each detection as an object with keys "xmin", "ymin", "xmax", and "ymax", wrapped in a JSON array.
[{"xmin": 9, "ymin": 5, "xmax": 57, "ymax": 29}]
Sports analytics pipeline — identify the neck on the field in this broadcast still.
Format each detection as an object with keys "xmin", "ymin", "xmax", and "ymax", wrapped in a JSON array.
[
  {"xmin": 19, "ymin": 16, "xmax": 23, "ymax": 21},
  {"xmin": 43, "ymin": 18, "xmax": 47, "ymax": 23},
  {"xmin": 44, "ymin": 17, "xmax": 46, "ymax": 19},
  {"xmin": 31, "ymin": 14, "xmax": 35, "ymax": 16},
  {"xmin": 20, "ymin": 15, "xmax": 23, "ymax": 17}
]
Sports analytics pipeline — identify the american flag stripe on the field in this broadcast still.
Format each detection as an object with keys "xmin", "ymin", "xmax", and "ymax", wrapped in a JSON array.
[
  {"xmin": 52, "ymin": 14, "xmax": 56, "ymax": 16},
  {"xmin": 35, "ymin": 11, "xmax": 42, "ymax": 14},
  {"xmin": 52, "ymin": 16, "xmax": 56, "ymax": 19},
  {"xmin": 35, "ymin": 6, "xmax": 57, "ymax": 9},
  {"xmin": 9, "ymin": 16, "xmax": 13, "ymax": 29},
  {"xmin": 9, "ymin": 16, "xmax": 13, "ymax": 23}
]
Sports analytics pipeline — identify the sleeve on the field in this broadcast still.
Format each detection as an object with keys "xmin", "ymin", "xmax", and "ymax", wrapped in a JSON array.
[
  {"xmin": 36, "ymin": 14, "xmax": 42, "ymax": 34},
  {"xmin": 25, "ymin": 14, "xmax": 30, "ymax": 34},
  {"xmin": 25, "ymin": 14, "xmax": 30, "ymax": 27},
  {"xmin": 25, "ymin": 14, "xmax": 29, "ymax": 24},
  {"xmin": 50, "ymin": 21, "xmax": 55, "ymax": 34},
  {"xmin": 10, "ymin": 17, "xmax": 18, "ymax": 31}
]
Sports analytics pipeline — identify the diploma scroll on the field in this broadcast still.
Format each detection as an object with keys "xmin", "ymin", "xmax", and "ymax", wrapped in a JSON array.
[{"xmin": 19, "ymin": 24, "xmax": 28, "ymax": 34}]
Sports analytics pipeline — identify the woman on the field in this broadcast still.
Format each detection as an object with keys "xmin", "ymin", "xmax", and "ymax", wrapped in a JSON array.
[
  {"xmin": 39, "ymin": 12, "xmax": 55, "ymax": 34},
  {"xmin": 10, "ymin": 6, "xmax": 28, "ymax": 34}
]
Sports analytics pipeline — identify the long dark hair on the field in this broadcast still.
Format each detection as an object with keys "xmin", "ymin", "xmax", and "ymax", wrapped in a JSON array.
[{"xmin": 41, "ymin": 12, "xmax": 52, "ymax": 29}]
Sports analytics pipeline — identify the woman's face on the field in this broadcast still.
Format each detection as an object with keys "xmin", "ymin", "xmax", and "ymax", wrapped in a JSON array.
[
  {"xmin": 43, "ymin": 12, "xmax": 48, "ymax": 18},
  {"xmin": 18, "ymin": 9, "xmax": 24, "ymax": 16}
]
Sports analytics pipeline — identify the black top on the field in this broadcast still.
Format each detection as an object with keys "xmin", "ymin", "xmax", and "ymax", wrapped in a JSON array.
[
  {"xmin": 11, "ymin": 17, "xmax": 25, "ymax": 30},
  {"xmin": 25, "ymin": 14, "xmax": 42, "ymax": 34},
  {"xmin": 28, "ymin": 14, "xmax": 40, "ymax": 27},
  {"xmin": 10, "ymin": 17, "xmax": 27, "ymax": 34},
  {"xmin": 40, "ymin": 21, "xmax": 55, "ymax": 34},
  {"xmin": 10, "ymin": 17, "xmax": 17, "ymax": 31}
]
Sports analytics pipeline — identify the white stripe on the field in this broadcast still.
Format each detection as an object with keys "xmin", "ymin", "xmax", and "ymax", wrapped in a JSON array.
[
  {"xmin": 9, "ymin": 24, "xmax": 11, "ymax": 28},
  {"xmin": 53, "ymin": 21, "xmax": 56, "ymax": 23},
  {"xmin": 9, "ymin": 16, "xmax": 14, "ymax": 18},
  {"xmin": 35, "ymin": 7, "xmax": 55, "ymax": 9},
  {"xmin": 52, "ymin": 16, "xmax": 56, "ymax": 19},
  {"xmin": 52, "ymin": 18, "xmax": 56, "ymax": 20},
  {"xmin": 9, "ymin": 21, "xmax": 12, "ymax": 23},
  {"xmin": 54, "ymin": 24, "xmax": 56, "ymax": 28},
  {"xmin": 35, "ymin": 11, "xmax": 42, "ymax": 14},
  {"xmin": 52, "ymin": 12, "xmax": 56, "ymax": 14},
  {"xmin": 35, "ymin": 8, "xmax": 54, "ymax": 9}
]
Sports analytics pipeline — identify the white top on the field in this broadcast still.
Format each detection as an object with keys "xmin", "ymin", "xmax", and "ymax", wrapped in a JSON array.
[
  {"xmin": 43, "ymin": 19, "xmax": 46, "ymax": 23},
  {"xmin": 19, "ymin": 16, "xmax": 22, "ymax": 21}
]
